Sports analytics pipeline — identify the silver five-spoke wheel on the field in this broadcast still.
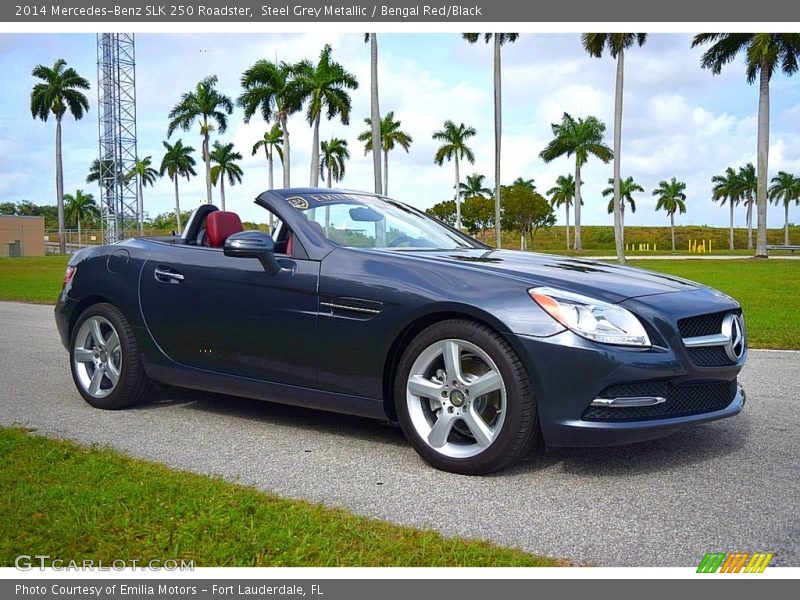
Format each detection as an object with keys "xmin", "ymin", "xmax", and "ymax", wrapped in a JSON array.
[
  {"xmin": 72, "ymin": 315, "xmax": 122, "ymax": 399},
  {"xmin": 406, "ymin": 338, "xmax": 506, "ymax": 459}
]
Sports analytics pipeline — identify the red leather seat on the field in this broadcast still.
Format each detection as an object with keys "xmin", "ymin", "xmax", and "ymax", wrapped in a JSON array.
[{"xmin": 206, "ymin": 211, "xmax": 244, "ymax": 247}]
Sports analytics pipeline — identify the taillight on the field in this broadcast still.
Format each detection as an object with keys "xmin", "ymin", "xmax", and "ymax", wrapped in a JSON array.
[{"xmin": 63, "ymin": 265, "xmax": 76, "ymax": 288}]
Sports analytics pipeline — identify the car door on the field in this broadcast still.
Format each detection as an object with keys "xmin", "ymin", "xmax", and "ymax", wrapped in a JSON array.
[{"xmin": 139, "ymin": 242, "xmax": 319, "ymax": 388}]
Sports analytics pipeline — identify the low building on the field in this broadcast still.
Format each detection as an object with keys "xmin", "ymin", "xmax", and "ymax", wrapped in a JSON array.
[{"xmin": 0, "ymin": 215, "xmax": 45, "ymax": 256}]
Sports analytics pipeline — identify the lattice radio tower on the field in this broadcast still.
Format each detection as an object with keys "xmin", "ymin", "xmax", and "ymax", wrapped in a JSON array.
[{"xmin": 96, "ymin": 34, "xmax": 139, "ymax": 243}]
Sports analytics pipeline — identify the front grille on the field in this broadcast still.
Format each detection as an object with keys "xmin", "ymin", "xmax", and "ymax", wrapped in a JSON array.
[
  {"xmin": 583, "ymin": 379, "xmax": 737, "ymax": 421},
  {"xmin": 687, "ymin": 346, "xmax": 734, "ymax": 367},
  {"xmin": 677, "ymin": 311, "xmax": 728, "ymax": 338}
]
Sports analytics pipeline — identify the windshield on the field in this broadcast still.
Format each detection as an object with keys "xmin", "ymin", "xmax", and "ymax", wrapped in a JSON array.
[{"xmin": 282, "ymin": 192, "xmax": 480, "ymax": 250}]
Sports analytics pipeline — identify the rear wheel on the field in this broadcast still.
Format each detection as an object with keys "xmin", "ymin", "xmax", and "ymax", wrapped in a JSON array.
[
  {"xmin": 395, "ymin": 319, "xmax": 539, "ymax": 475},
  {"xmin": 70, "ymin": 303, "xmax": 154, "ymax": 409}
]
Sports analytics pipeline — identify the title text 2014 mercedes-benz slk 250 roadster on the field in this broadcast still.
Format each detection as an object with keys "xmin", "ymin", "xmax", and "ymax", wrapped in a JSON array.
[{"xmin": 55, "ymin": 189, "xmax": 747, "ymax": 474}]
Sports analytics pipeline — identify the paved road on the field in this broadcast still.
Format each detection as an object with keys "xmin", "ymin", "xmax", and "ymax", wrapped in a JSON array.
[{"xmin": 1, "ymin": 301, "xmax": 797, "ymax": 566}]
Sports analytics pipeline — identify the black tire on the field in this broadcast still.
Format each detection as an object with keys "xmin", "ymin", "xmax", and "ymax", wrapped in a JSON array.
[
  {"xmin": 69, "ymin": 303, "xmax": 155, "ymax": 409},
  {"xmin": 394, "ymin": 319, "xmax": 539, "ymax": 475}
]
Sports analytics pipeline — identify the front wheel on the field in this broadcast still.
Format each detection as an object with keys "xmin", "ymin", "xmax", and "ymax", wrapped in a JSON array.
[
  {"xmin": 70, "ymin": 303, "xmax": 154, "ymax": 409},
  {"xmin": 395, "ymin": 320, "xmax": 539, "ymax": 475}
]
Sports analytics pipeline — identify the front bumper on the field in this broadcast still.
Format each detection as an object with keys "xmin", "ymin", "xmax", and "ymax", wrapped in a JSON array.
[{"xmin": 510, "ymin": 327, "xmax": 745, "ymax": 448}]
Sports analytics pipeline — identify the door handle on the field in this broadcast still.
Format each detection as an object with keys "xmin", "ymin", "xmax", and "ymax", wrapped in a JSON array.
[{"xmin": 154, "ymin": 267, "xmax": 184, "ymax": 283}]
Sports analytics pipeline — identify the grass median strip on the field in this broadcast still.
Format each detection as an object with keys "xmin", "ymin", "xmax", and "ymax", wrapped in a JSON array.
[{"xmin": 0, "ymin": 426, "xmax": 562, "ymax": 567}]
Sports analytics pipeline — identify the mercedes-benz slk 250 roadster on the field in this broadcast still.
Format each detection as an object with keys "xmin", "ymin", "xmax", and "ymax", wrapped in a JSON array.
[{"xmin": 55, "ymin": 189, "xmax": 746, "ymax": 474}]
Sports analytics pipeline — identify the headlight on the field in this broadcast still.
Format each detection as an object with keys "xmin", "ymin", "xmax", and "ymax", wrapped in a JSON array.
[{"xmin": 528, "ymin": 286, "xmax": 651, "ymax": 347}]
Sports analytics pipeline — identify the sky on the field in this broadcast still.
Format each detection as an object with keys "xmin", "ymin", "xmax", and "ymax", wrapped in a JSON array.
[{"xmin": 1, "ymin": 32, "xmax": 799, "ymax": 228}]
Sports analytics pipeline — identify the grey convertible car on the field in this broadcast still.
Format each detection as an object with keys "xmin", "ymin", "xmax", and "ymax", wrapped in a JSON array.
[{"xmin": 56, "ymin": 189, "xmax": 746, "ymax": 474}]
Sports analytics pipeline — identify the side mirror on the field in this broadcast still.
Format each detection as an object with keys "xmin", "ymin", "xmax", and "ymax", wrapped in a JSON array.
[{"xmin": 223, "ymin": 231, "xmax": 282, "ymax": 275}]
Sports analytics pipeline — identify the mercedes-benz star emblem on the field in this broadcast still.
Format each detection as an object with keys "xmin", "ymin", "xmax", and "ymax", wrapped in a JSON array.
[{"xmin": 721, "ymin": 313, "xmax": 745, "ymax": 361}]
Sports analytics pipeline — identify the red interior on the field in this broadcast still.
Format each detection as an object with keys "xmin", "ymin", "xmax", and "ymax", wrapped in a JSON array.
[{"xmin": 206, "ymin": 211, "xmax": 244, "ymax": 247}]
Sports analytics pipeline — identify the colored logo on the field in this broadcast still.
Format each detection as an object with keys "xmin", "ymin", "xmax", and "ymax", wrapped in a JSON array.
[{"xmin": 697, "ymin": 552, "xmax": 773, "ymax": 573}]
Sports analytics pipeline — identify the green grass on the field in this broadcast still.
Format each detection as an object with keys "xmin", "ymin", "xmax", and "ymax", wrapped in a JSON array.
[
  {"xmin": 0, "ymin": 426, "xmax": 561, "ymax": 567},
  {"xmin": 631, "ymin": 259, "xmax": 800, "ymax": 350},
  {"xmin": 0, "ymin": 255, "xmax": 68, "ymax": 303}
]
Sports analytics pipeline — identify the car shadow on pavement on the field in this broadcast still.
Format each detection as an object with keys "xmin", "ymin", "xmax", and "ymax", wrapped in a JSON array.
[
  {"xmin": 507, "ymin": 418, "xmax": 750, "ymax": 477},
  {"xmin": 133, "ymin": 387, "xmax": 750, "ymax": 477},
  {"xmin": 134, "ymin": 387, "xmax": 408, "ymax": 448}
]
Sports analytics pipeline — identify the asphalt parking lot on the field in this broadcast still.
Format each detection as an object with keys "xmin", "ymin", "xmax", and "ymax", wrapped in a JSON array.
[{"xmin": 1, "ymin": 301, "xmax": 798, "ymax": 566}]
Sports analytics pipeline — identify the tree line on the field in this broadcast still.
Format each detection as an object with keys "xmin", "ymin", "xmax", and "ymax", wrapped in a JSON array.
[{"xmin": 27, "ymin": 33, "xmax": 800, "ymax": 256}]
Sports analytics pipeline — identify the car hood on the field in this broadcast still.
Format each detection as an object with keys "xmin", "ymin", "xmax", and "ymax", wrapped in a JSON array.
[{"xmin": 393, "ymin": 248, "xmax": 703, "ymax": 303}]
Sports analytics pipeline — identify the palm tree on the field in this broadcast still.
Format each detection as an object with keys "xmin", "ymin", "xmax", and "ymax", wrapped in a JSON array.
[
  {"xmin": 711, "ymin": 167, "xmax": 742, "ymax": 250},
  {"xmin": 546, "ymin": 175, "xmax": 577, "ymax": 251},
  {"xmin": 358, "ymin": 111, "xmax": 413, "ymax": 195},
  {"xmin": 168, "ymin": 75, "xmax": 233, "ymax": 205},
  {"xmin": 463, "ymin": 33, "xmax": 519, "ymax": 248},
  {"xmin": 209, "ymin": 141, "xmax": 243, "ymax": 211},
  {"xmin": 539, "ymin": 112, "xmax": 613, "ymax": 251},
  {"xmin": 159, "ymin": 140, "xmax": 197, "ymax": 235},
  {"xmin": 319, "ymin": 137, "xmax": 350, "ymax": 187},
  {"xmin": 30, "ymin": 59, "xmax": 90, "ymax": 254},
  {"xmin": 459, "ymin": 173, "xmax": 492, "ymax": 198},
  {"xmin": 432, "ymin": 120, "xmax": 477, "ymax": 230},
  {"xmin": 365, "ymin": 33, "xmax": 382, "ymax": 194},
  {"xmin": 86, "ymin": 158, "xmax": 117, "ymax": 185},
  {"xmin": 602, "ymin": 176, "xmax": 644, "ymax": 241},
  {"xmin": 239, "ymin": 60, "xmax": 301, "ymax": 188},
  {"xmin": 252, "ymin": 123, "xmax": 284, "ymax": 191},
  {"xmin": 692, "ymin": 34, "xmax": 800, "ymax": 257},
  {"xmin": 583, "ymin": 33, "xmax": 647, "ymax": 264},
  {"xmin": 125, "ymin": 156, "xmax": 159, "ymax": 234},
  {"xmin": 293, "ymin": 45, "xmax": 358, "ymax": 187},
  {"xmin": 652, "ymin": 177, "xmax": 687, "ymax": 251},
  {"xmin": 63, "ymin": 189, "xmax": 97, "ymax": 246},
  {"xmin": 736, "ymin": 163, "xmax": 757, "ymax": 249},
  {"xmin": 769, "ymin": 171, "xmax": 800, "ymax": 245}
]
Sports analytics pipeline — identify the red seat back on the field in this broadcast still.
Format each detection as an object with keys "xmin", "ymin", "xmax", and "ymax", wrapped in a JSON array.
[{"xmin": 206, "ymin": 211, "xmax": 244, "ymax": 247}]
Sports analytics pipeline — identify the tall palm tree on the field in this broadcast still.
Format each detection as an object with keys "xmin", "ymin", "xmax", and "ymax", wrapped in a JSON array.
[
  {"xmin": 769, "ymin": 171, "xmax": 800, "ymax": 246},
  {"xmin": 365, "ymin": 33, "xmax": 382, "ymax": 194},
  {"xmin": 159, "ymin": 140, "xmax": 197, "ymax": 235},
  {"xmin": 432, "ymin": 120, "xmax": 477, "ymax": 230},
  {"xmin": 583, "ymin": 33, "xmax": 647, "ymax": 264},
  {"xmin": 602, "ymin": 175, "xmax": 644, "ymax": 240},
  {"xmin": 463, "ymin": 33, "xmax": 519, "ymax": 248},
  {"xmin": 293, "ymin": 45, "xmax": 358, "ymax": 187},
  {"xmin": 30, "ymin": 59, "xmax": 90, "ymax": 254},
  {"xmin": 692, "ymin": 34, "xmax": 800, "ymax": 257},
  {"xmin": 252, "ymin": 123, "xmax": 284, "ymax": 191},
  {"xmin": 459, "ymin": 173, "xmax": 492, "ymax": 198},
  {"xmin": 539, "ymin": 112, "xmax": 613, "ymax": 251},
  {"xmin": 546, "ymin": 174, "xmax": 577, "ymax": 251},
  {"xmin": 358, "ymin": 111, "xmax": 413, "ymax": 195},
  {"xmin": 125, "ymin": 156, "xmax": 159, "ymax": 234},
  {"xmin": 736, "ymin": 163, "xmax": 757, "ymax": 249},
  {"xmin": 239, "ymin": 60, "xmax": 301, "ymax": 188},
  {"xmin": 209, "ymin": 141, "xmax": 243, "ymax": 211},
  {"xmin": 168, "ymin": 75, "xmax": 233, "ymax": 205},
  {"xmin": 652, "ymin": 177, "xmax": 687, "ymax": 251},
  {"xmin": 711, "ymin": 167, "xmax": 742, "ymax": 250},
  {"xmin": 319, "ymin": 137, "xmax": 350, "ymax": 187},
  {"xmin": 63, "ymin": 189, "xmax": 97, "ymax": 247}
]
